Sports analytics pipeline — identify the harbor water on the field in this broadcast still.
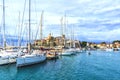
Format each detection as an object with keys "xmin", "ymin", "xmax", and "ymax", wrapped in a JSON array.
[{"xmin": 0, "ymin": 51, "xmax": 120, "ymax": 80}]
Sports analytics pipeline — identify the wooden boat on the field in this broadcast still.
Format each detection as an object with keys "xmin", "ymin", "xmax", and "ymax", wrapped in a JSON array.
[{"xmin": 46, "ymin": 51, "xmax": 59, "ymax": 59}]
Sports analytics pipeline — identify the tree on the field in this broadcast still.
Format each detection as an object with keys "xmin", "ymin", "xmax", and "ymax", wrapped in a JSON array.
[
  {"xmin": 81, "ymin": 41, "xmax": 87, "ymax": 48},
  {"xmin": 101, "ymin": 42, "xmax": 106, "ymax": 44},
  {"xmin": 112, "ymin": 40, "xmax": 120, "ymax": 44},
  {"xmin": 94, "ymin": 45, "xmax": 98, "ymax": 49}
]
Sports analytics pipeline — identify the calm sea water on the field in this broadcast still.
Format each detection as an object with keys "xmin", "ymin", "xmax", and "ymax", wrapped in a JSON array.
[{"xmin": 0, "ymin": 51, "xmax": 120, "ymax": 80}]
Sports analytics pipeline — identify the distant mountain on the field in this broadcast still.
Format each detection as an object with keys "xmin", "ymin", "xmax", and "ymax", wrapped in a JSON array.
[{"xmin": 0, "ymin": 34, "xmax": 28, "ymax": 47}]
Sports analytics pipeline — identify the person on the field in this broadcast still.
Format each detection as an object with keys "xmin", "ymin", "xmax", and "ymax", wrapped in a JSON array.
[
  {"xmin": 55, "ymin": 51, "xmax": 57, "ymax": 56},
  {"xmin": 88, "ymin": 52, "xmax": 91, "ymax": 55}
]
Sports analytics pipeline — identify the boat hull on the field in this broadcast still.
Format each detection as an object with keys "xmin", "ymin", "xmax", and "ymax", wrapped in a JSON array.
[
  {"xmin": 16, "ymin": 54, "xmax": 46, "ymax": 67},
  {"xmin": 47, "ymin": 55, "xmax": 59, "ymax": 60},
  {"xmin": 60, "ymin": 52, "xmax": 72, "ymax": 56},
  {"xmin": 0, "ymin": 52, "xmax": 17, "ymax": 65},
  {"xmin": 0, "ymin": 58, "xmax": 16, "ymax": 65},
  {"xmin": 106, "ymin": 49, "xmax": 113, "ymax": 52}
]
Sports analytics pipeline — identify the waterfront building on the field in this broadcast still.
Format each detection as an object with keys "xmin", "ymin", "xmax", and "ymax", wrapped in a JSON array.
[
  {"xmin": 96, "ymin": 42, "xmax": 107, "ymax": 49},
  {"xmin": 33, "ymin": 34, "xmax": 80, "ymax": 48},
  {"xmin": 113, "ymin": 41, "xmax": 120, "ymax": 48},
  {"xmin": 106, "ymin": 44, "xmax": 113, "ymax": 48}
]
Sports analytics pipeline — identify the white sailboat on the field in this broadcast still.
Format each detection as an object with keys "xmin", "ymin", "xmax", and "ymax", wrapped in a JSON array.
[
  {"xmin": 16, "ymin": 1, "xmax": 46, "ymax": 67},
  {"xmin": 105, "ymin": 43, "xmax": 113, "ymax": 52},
  {"xmin": 16, "ymin": 52, "xmax": 46, "ymax": 67},
  {"xmin": 0, "ymin": 51, "xmax": 17, "ymax": 65},
  {"xmin": 75, "ymin": 41, "xmax": 82, "ymax": 53},
  {"xmin": 106, "ymin": 48, "xmax": 113, "ymax": 52},
  {"xmin": 0, "ymin": 46, "xmax": 25, "ymax": 65},
  {"xmin": 0, "ymin": 0, "xmax": 21, "ymax": 65},
  {"xmin": 60, "ymin": 16, "xmax": 73, "ymax": 56},
  {"xmin": 61, "ymin": 48, "xmax": 75, "ymax": 56},
  {"xmin": 75, "ymin": 48, "xmax": 82, "ymax": 53}
]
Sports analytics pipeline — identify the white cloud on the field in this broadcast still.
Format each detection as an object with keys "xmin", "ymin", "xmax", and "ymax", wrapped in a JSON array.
[
  {"xmin": 94, "ymin": 5, "xmax": 120, "ymax": 14},
  {"xmin": 0, "ymin": 0, "xmax": 120, "ymax": 42}
]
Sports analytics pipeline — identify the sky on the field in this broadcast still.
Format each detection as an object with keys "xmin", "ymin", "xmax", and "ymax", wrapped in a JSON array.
[{"xmin": 0, "ymin": 0, "xmax": 120, "ymax": 43}]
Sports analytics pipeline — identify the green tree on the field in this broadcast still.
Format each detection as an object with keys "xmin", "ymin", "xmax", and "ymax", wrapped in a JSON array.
[
  {"xmin": 94, "ymin": 45, "xmax": 98, "ymax": 49},
  {"xmin": 101, "ymin": 42, "xmax": 106, "ymax": 44},
  {"xmin": 81, "ymin": 41, "xmax": 87, "ymax": 48},
  {"xmin": 112, "ymin": 40, "xmax": 120, "ymax": 44}
]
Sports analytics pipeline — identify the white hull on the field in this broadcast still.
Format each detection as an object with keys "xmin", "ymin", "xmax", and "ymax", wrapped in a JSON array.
[
  {"xmin": 62, "ymin": 48, "xmax": 77, "ymax": 55},
  {"xmin": 75, "ymin": 48, "xmax": 82, "ymax": 53},
  {"xmin": 16, "ymin": 54, "xmax": 46, "ymax": 67},
  {"xmin": 0, "ymin": 50, "xmax": 25, "ymax": 65},
  {"xmin": 60, "ymin": 49, "xmax": 73, "ymax": 56},
  {"xmin": 0, "ymin": 58, "xmax": 16, "ymax": 65},
  {"xmin": 76, "ymin": 50, "xmax": 82, "ymax": 53},
  {"xmin": 61, "ymin": 52, "xmax": 72, "ymax": 56},
  {"xmin": 106, "ymin": 48, "xmax": 113, "ymax": 52}
]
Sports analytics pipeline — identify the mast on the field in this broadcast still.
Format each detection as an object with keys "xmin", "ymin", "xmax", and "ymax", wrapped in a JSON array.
[
  {"xmin": 3, "ymin": 0, "xmax": 6, "ymax": 49},
  {"xmin": 64, "ymin": 14, "xmax": 66, "ymax": 35},
  {"xmin": 40, "ymin": 11, "xmax": 43, "ymax": 46},
  {"xmin": 60, "ymin": 17, "xmax": 63, "ymax": 36},
  {"xmin": 60, "ymin": 17, "xmax": 64, "ymax": 47},
  {"xmin": 28, "ymin": 0, "xmax": 31, "ymax": 52},
  {"xmin": 18, "ymin": 11, "xmax": 21, "ymax": 48},
  {"xmin": 63, "ymin": 14, "xmax": 66, "ymax": 47},
  {"xmin": 72, "ymin": 26, "xmax": 75, "ymax": 47},
  {"xmin": 73, "ymin": 26, "xmax": 75, "ymax": 47},
  {"xmin": 0, "ymin": 22, "xmax": 2, "ymax": 47}
]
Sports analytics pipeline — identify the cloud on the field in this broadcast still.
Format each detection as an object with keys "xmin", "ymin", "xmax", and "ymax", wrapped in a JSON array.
[
  {"xmin": 0, "ymin": 0, "xmax": 120, "ymax": 43},
  {"xmin": 94, "ymin": 4, "xmax": 120, "ymax": 14}
]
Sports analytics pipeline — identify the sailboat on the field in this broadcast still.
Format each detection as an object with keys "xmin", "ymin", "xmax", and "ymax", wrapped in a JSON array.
[
  {"xmin": 60, "ymin": 16, "xmax": 73, "ymax": 56},
  {"xmin": 0, "ymin": 0, "xmax": 22, "ymax": 65},
  {"xmin": 74, "ymin": 40, "xmax": 82, "ymax": 53},
  {"xmin": 61, "ymin": 48, "xmax": 74, "ymax": 56},
  {"xmin": 16, "ymin": 0, "xmax": 46, "ymax": 67},
  {"xmin": 0, "ymin": 50, "xmax": 18, "ymax": 65},
  {"xmin": 106, "ymin": 48, "xmax": 113, "ymax": 52},
  {"xmin": 105, "ymin": 42, "xmax": 113, "ymax": 52},
  {"xmin": 0, "ymin": 45, "xmax": 24, "ymax": 65},
  {"xmin": 69, "ymin": 27, "xmax": 77, "ymax": 55}
]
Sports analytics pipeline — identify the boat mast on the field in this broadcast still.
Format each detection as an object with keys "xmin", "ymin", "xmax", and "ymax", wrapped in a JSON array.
[
  {"xmin": 3, "ymin": 0, "xmax": 6, "ymax": 49},
  {"xmin": 63, "ymin": 14, "xmax": 66, "ymax": 47},
  {"xmin": 40, "ymin": 11, "xmax": 43, "ymax": 46},
  {"xmin": 18, "ymin": 11, "xmax": 21, "ymax": 48},
  {"xmin": 64, "ymin": 14, "xmax": 66, "ymax": 35},
  {"xmin": 60, "ymin": 17, "xmax": 64, "ymax": 47},
  {"xmin": 60, "ymin": 17, "xmax": 63, "ymax": 36},
  {"xmin": 28, "ymin": 0, "xmax": 31, "ymax": 52}
]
